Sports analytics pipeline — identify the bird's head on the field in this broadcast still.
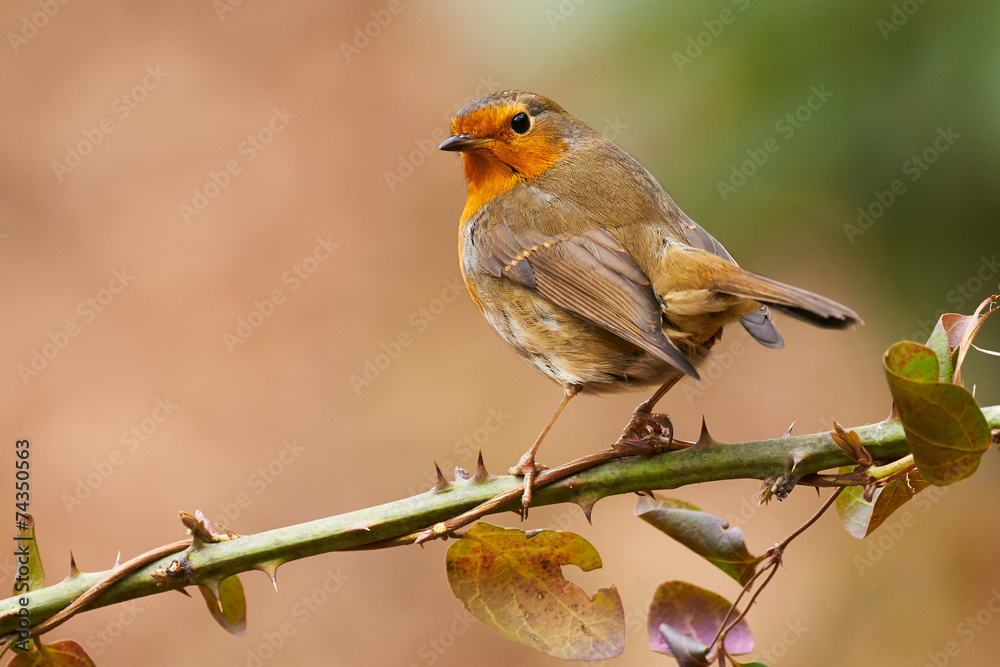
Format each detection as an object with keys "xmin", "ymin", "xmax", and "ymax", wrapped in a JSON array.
[{"xmin": 440, "ymin": 91, "xmax": 575, "ymax": 217}]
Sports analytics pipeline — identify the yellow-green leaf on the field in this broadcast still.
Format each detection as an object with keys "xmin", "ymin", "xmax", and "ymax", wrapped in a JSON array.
[
  {"xmin": 835, "ymin": 480, "xmax": 874, "ymax": 539},
  {"xmin": 446, "ymin": 523, "xmax": 624, "ymax": 661},
  {"xmin": 198, "ymin": 575, "xmax": 247, "ymax": 636}
]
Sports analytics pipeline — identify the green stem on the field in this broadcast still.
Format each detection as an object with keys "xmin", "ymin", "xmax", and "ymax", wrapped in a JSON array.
[{"xmin": 1, "ymin": 406, "xmax": 998, "ymax": 637}]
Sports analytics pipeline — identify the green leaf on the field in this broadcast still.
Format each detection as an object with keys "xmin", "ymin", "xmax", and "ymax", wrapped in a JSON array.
[
  {"xmin": 883, "ymin": 342, "xmax": 991, "ymax": 485},
  {"xmin": 648, "ymin": 581, "xmax": 753, "ymax": 658},
  {"xmin": 13, "ymin": 514, "xmax": 44, "ymax": 596},
  {"xmin": 9, "ymin": 639, "xmax": 96, "ymax": 666},
  {"xmin": 446, "ymin": 523, "xmax": 624, "ymax": 661},
  {"xmin": 198, "ymin": 575, "xmax": 247, "ymax": 636},
  {"xmin": 636, "ymin": 496, "xmax": 762, "ymax": 585}
]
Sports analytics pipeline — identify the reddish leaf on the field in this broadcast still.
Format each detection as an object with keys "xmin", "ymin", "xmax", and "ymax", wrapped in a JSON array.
[
  {"xmin": 648, "ymin": 581, "xmax": 753, "ymax": 658},
  {"xmin": 951, "ymin": 296, "xmax": 998, "ymax": 384},
  {"xmin": 869, "ymin": 472, "xmax": 931, "ymax": 532},
  {"xmin": 198, "ymin": 575, "xmax": 247, "ymax": 636},
  {"xmin": 926, "ymin": 314, "xmax": 977, "ymax": 382},
  {"xmin": 883, "ymin": 342, "xmax": 990, "ymax": 485},
  {"xmin": 830, "ymin": 423, "xmax": 872, "ymax": 466},
  {"xmin": 9, "ymin": 640, "xmax": 96, "ymax": 666},
  {"xmin": 636, "ymin": 497, "xmax": 762, "ymax": 585},
  {"xmin": 446, "ymin": 523, "xmax": 624, "ymax": 661}
]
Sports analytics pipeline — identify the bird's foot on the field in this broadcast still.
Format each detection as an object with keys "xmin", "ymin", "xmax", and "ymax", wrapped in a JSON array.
[
  {"xmin": 510, "ymin": 452, "xmax": 549, "ymax": 514},
  {"xmin": 615, "ymin": 410, "xmax": 674, "ymax": 456}
]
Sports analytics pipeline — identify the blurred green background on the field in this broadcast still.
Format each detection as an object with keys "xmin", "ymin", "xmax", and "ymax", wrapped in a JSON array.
[{"xmin": 3, "ymin": 1, "xmax": 998, "ymax": 665}]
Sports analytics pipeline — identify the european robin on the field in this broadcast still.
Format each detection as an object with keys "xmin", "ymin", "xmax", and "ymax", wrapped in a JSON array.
[{"xmin": 439, "ymin": 91, "xmax": 860, "ymax": 506}]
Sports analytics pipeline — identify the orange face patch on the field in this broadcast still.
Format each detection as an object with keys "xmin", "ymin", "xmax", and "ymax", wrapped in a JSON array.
[{"xmin": 449, "ymin": 104, "xmax": 568, "ymax": 221}]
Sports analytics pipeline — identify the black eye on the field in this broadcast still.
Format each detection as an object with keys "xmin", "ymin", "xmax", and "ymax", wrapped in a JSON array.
[{"xmin": 510, "ymin": 112, "xmax": 530, "ymax": 134}]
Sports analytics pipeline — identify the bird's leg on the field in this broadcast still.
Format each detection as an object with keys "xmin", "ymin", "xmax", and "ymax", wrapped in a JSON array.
[
  {"xmin": 510, "ymin": 384, "xmax": 580, "ymax": 509},
  {"xmin": 616, "ymin": 376, "xmax": 682, "ymax": 454}
]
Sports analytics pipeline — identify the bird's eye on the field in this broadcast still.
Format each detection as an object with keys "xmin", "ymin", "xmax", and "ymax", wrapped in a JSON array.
[{"xmin": 510, "ymin": 112, "xmax": 530, "ymax": 134}]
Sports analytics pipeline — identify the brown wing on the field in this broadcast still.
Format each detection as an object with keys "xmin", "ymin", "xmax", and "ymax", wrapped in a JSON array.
[
  {"xmin": 681, "ymin": 214, "xmax": 785, "ymax": 349},
  {"xmin": 474, "ymin": 187, "xmax": 699, "ymax": 378}
]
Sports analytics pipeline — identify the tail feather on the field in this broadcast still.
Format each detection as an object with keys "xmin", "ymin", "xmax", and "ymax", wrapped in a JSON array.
[{"xmin": 712, "ymin": 267, "xmax": 862, "ymax": 330}]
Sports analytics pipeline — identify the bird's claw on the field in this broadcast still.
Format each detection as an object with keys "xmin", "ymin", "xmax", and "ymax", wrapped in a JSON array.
[{"xmin": 510, "ymin": 453, "xmax": 548, "ymax": 512}]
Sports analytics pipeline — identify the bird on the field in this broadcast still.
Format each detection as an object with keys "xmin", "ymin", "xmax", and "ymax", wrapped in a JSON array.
[{"xmin": 438, "ymin": 90, "xmax": 861, "ymax": 506}]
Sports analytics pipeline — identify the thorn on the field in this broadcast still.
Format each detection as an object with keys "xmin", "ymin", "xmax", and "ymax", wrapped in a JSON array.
[
  {"xmin": 175, "ymin": 588, "xmax": 193, "ymax": 598},
  {"xmin": 415, "ymin": 522, "xmax": 448, "ymax": 545},
  {"xmin": 575, "ymin": 494, "xmax": 600, "ymax": 524},
  {"xmin": 471, "ymin": 450, "xmax": 490, "ymax": 483},
  {"xmin": 782, "ymin": 421, "xmax": 795, "ymax": 437},
  {"xmin": 694, "ymin": 417, "xmax": 718, "ymax": 449},
  {"xmin": 433, "ymin": 462, "xmax": 449, "ymax": 493},
  {"xmin": 348, "ymin": 521, "xmax": 373, "ymax": 532},
  {"xmin": 67, "ymin": 551, "xmax": 80, "ymax": 579},
  {"xmin": 113, "ymin": 551, "xmax": 122, "ymax": 569},
  {"xmin": 789, "ymin": 450, "xmax": 806, "ymax": 473},
  {"xmin": 256, "ymin": 561, "xmax": 281, "ymax": 591},
  {"xmin": 454, "ymin": 466, "xmax": 470, "ymax": 481}
]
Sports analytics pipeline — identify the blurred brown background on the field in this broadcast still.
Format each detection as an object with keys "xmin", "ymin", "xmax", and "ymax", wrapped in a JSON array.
[{"xmin": 3, "ymin": 1, "xmax": 999, "ymax": 665}]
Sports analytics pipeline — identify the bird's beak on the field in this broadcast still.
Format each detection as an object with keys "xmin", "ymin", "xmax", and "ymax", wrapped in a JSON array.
[{"xmin": 438, "ymin": 133, "xmax": 489, "ymax": 152}]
